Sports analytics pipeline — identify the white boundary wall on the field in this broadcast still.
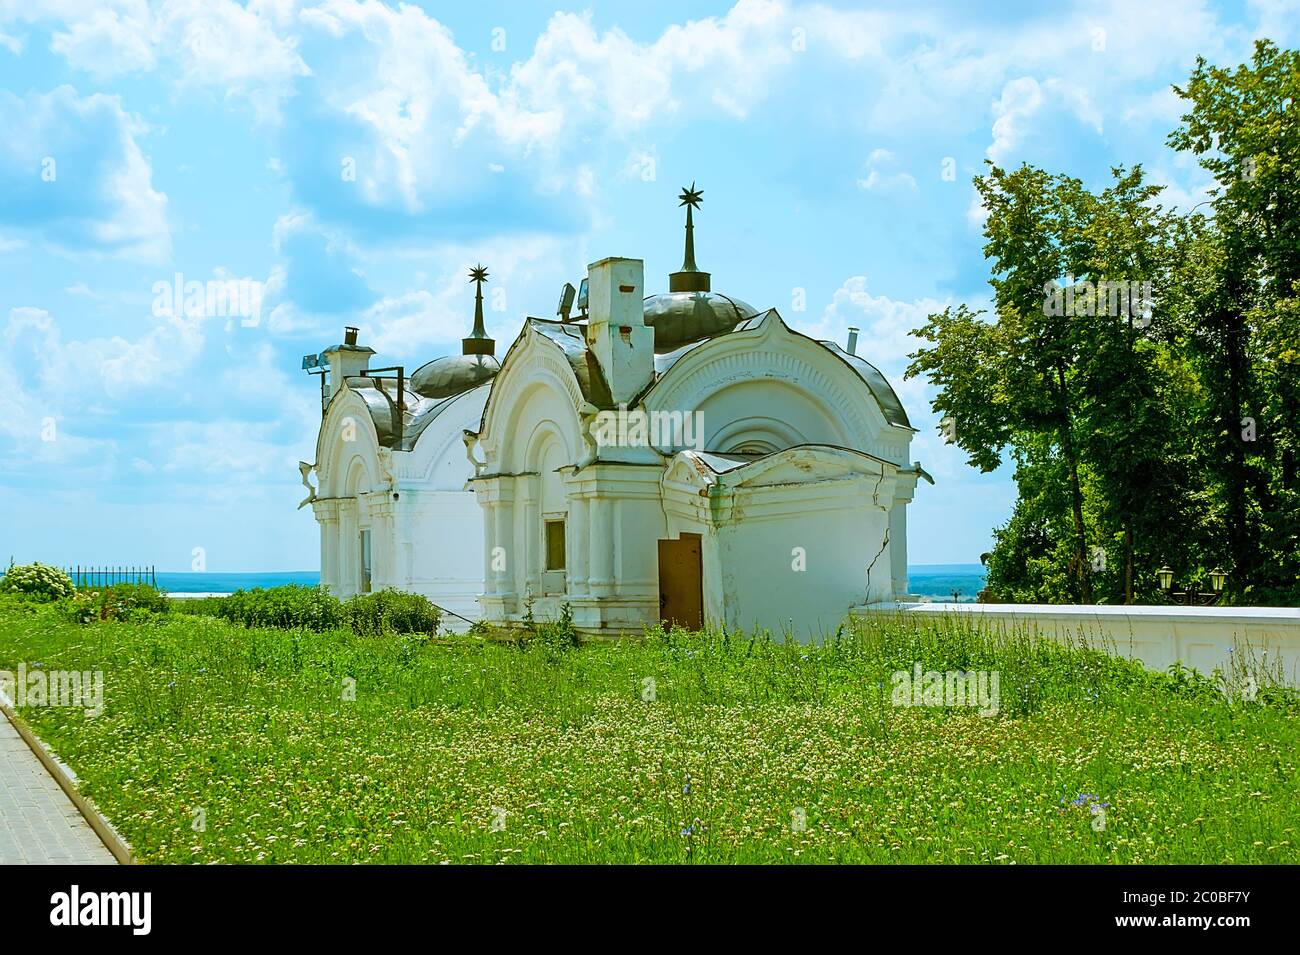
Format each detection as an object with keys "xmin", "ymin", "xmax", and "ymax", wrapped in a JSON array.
[{"xmin": 853, "ymin": 603, "xmax": 1300, "ymax": 688}]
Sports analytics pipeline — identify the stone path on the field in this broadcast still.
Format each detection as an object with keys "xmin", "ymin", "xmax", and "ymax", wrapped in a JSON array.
[{"xmin": 0, "ymin": 711, "xmax": 116, "ymax": 864}]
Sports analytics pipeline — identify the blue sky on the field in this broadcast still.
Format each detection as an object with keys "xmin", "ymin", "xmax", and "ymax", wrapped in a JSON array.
[{"xmin": 0, "ymin": 0, "xmax": 1294, "ymax": 571}]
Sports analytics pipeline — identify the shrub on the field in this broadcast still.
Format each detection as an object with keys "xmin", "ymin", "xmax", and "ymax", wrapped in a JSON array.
[
  {"xmin": 60, "ymin": 583, "xmax": 171, "ymax": 624},
  {"xmin": 529, "ymin": 602, "xmax": 581, "ymax": 662},
  {"xmin": 0, "ymin": 592, "xmax": 46, "ymax": 615},
  {"xmin": 198, "ymin": 585, "xmax": 344, "ymax": 632},
  {"xmin": 1, "ymin": 562, "xmax": 74, "ymax": 602},
  {"xmin": 344, "ymin": 589, "xmax": 441, "ymax": 637},
  {"xmin": 171, "ymin": 595, "xmax": 228, "ymax": 618}
]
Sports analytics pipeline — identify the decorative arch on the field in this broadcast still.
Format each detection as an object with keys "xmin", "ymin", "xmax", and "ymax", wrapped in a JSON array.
[
  {"xmin": 316, "ymin": 388, "xmax": 384, "ymax": 499},
  {"xmin": 344, "ymin": 456, "xmax": 372, "ymax": 496},
  {"xmin": 708, "ymin": 414, "xmax": 805, "ymax": 455},
  {"xmin": 644, "ymin": 311, "xmax": 902, "ymax": 461},
  {"xmin": 524, "ymin": 418, "xmax": 575, "ymax": 474},
  {"xmin": 474, "ymin": 325, "xmax": 584, "ymax": 475}
]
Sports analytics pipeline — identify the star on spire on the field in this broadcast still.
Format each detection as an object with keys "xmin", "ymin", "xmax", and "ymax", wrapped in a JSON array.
[
  {"xmin": 669, "ymin": 182, "xmax": 712, "ymax": 293},
  {"xmin": 463, "ymin": 264, "xmax": 495, "ymax": 356},
  {"xmin": 678, "ymin": 183, "xmax": 703, "ymax": 274}
]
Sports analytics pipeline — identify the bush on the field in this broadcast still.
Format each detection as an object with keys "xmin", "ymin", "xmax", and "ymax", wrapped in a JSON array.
[
  {"xmin": 523, "ymin": 602, "xmax": 581, "ymax": 661},
  {"xmin": 0, "ymin": 593, "xmax": 46, "ymax": 615},
  {"xmin": 167, "ymin": 585, "xmax": 443, "ymax": 637},
  {"xmin": 344, "ymin": 589, "xmax": 441, "ymax": 637},
  {"xmin": 1, "ymin": 562, "xmax": 74, "ymax": 602},
  {"xmin": 196, "ymin": 585, "xmax": 344, "ymax": 632},
  {"xmin": 60, "ymin": 583, "xmax": 171, "ymax": 624},
  {"xmin": 171, "ymin": 595, "xmax": 228, "ymax": 618}
]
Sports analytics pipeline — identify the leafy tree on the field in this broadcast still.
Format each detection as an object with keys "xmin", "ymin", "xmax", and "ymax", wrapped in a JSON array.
[
  {"xmin": 1169, "ymin": 39, "xmax": 1300, "ymax": 602},
  {"xmin": 910, "ymin": 165, "xmax": 1189, "ymax": 602}
]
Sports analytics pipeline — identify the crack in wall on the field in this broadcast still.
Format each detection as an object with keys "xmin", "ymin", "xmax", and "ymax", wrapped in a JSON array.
[{"xmin": 864, "ymin": 469, "xmax": 890, "ymax": 601}]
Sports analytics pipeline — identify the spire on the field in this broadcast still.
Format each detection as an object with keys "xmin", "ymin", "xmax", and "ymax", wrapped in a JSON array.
[
  {"xmin": 462, "ymin": 264, "xmax": 495, "ymax": 356},
  {"xmin": 670, "ymin": 182, "xmax": 711, "ymax": 293}
]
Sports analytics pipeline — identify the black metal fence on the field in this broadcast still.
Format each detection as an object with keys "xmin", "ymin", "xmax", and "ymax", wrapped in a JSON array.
[{"xmin": 63, "ymin": 566, "xmax": 157, "ymax": 588}]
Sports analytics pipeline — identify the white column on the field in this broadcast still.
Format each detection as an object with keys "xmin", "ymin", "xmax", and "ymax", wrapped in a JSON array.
[
  {"xmin": 889, "ymin": 472, "xmax": 919, "ymax": 600},
  {"xmin": 589, "ymin": 497, "xmax": 613, "ymax": 596},
  {"xmin": 495, "ymin": 483, "xmax": 516, "ymax": 602},
  {"xmin": 313, "ymin": 499, "xmax": 341, "ymax": 594},
  {"xmin": 889, "ymin": 503, "xmax": 908, "ymax": 599},
  {"xmin": 519, "ymin": 479, "xmax": 539, "ymax": 597},
  {"xmin": 568, "ymin": 495, "xmax": 589, "ymax": 596},
  {"xmin": 481, "ymin": 498, "xmax": 498, "ymax": 596},
  {"xmin": 336, "ymin": 501, "xmax": 358, "ymax": 597},
  {"xmin": 367, "ymin": 493, "xmax": 396, "ymax": 590}
]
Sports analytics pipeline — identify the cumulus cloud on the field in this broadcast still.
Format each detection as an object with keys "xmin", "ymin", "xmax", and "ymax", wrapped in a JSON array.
[
  {"xmin": 5, "ymin": 0, "xmax": 1255, "ymax": 244},
  {"xmin": 358, "ymin": 235, "xmax": 573, "ymax": 357},
  {"xmin": 0, "ymin": 298, "xmax": 317, "ymax": 487},
  {"xmin": 263, "ymin": 211, "xmax": 373, "ymax": 324},
  {"xmin": 49, "ymin": 4, "xmax": 156, "ymax": 79},
  {"xmin": 857, "ymin": 148, "xmax": 919, "ymax": 194},
  {"xmin": 0, "ymin": 86, "xmax": 169, "ymax": 260},
  {"xmin": 34, "ymin": 0, "xmax": 307, "ymax": 119}
]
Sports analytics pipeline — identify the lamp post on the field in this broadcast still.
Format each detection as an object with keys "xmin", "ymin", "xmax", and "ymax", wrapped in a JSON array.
[{"xmin": 1157, "ymin": 565, "xmax": 1228, "ymax": 606}]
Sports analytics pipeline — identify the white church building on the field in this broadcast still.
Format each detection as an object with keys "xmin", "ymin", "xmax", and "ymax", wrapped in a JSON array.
[{"xmin": 304, "ymin": 188, "xmax": 930, "ymax": 637}]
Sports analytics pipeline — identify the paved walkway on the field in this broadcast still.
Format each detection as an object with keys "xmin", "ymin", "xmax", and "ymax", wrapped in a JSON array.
[{"xmin": 0, "ymin": 711, "xmax": 116, "ymax": 864}]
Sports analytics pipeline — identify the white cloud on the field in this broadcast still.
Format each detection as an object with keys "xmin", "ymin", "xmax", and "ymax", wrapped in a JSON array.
[
  {"xmin": 975, "ymin": 73, "xmax": 1113, "ymax": 199},
  {"xmin": 157, "ymin": 0, "xmax": 309, "ymax": 121},
  {"xmin": 50, "ymin": 5, "xmax": 156, "ymax": 80},
  {"xmin": 0, "ymin": 86, "xmax": 169, "ymax": 260},
  {"xmin": 857, "ymin": 148, "xmax": 919, "ymax": 194}
]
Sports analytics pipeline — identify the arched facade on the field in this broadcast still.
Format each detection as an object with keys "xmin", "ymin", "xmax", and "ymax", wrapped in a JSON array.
[
  {"xmin": 309, "ymin": 364, "xmax": 494, "ymax": 621},
  {"xmin": 306, "ymin": 240, "xmax": 927, "ymax": 640},
  {"xmin": 460, "ymin": 261, "xmax": 927, "ymax": 638}
]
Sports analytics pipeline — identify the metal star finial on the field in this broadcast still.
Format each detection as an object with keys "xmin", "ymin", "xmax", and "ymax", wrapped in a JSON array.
[
  {"xmin": 678, "ymin": 182, "xmax": 703, "ymax": 210},
  {"xmin": 677, "ymin": 183, "xmax": 704, "ymax": 273},
  {"xmin": 463, "ymin": 263, "xmax": 493, "ymax": 355}
]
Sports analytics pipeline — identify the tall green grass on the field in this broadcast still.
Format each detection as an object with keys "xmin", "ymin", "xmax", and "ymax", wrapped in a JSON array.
[{"xmin": 0, "ymin": 604, "xmax": 1295, "ymax": 864}]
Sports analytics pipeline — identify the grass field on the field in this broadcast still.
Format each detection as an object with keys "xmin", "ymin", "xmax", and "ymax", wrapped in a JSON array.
[{"xmin": 0, "ymin": 603, "xmax": 1296, "ymax": 864}]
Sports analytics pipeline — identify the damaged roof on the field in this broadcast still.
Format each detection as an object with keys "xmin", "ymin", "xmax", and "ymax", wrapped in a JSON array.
[{"xmin": 344, "ymin": 375, "xmax": 490, "ymax": 451}]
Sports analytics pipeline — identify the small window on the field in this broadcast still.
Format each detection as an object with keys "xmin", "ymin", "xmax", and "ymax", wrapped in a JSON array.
[
  {"xmin": 544, "ymin": 520, "xmax": 566, "ymax": 571},
  {"xmin": 359, "ymin": 529, "xmax": 372, "ymax": 593}
]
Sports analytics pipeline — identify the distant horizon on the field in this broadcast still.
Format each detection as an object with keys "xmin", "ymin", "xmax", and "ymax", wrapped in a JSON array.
[{"xmin": 49, "ymin": 563, "xmax": 990, "ymax": 574}]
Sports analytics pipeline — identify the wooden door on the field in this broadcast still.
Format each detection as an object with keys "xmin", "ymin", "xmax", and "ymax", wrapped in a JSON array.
[{"xmin": 658, "ymin": 533, "xmax": 703, "ymax": 630}]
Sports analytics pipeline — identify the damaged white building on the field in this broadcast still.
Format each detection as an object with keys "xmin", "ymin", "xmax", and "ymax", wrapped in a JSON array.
[{"xmin": 304, "ymin": 189, "xmax": 929, "ymax": 637}]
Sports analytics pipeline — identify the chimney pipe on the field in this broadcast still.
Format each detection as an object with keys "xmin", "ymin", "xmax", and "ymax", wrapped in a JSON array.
[
  {"xmin": 585, "ymin": 257, "xmax": 653, "ymax": 405},
  {"xmin": 321, "ymin": 327, "xmax": 375, "ymax": 402},
  {"xmin": 846, "ymin": 327, "xmax": 859, "ymax": 356}
]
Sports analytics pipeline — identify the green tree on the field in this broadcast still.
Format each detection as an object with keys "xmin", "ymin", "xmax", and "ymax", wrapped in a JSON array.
[
  {"xmin": 909, "ymin": 164, "xmax": 1198, "ymax": 604},
  {"xmin": 1169, "ymin": 39, "xmax": 1300, "ymax": 601}
]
